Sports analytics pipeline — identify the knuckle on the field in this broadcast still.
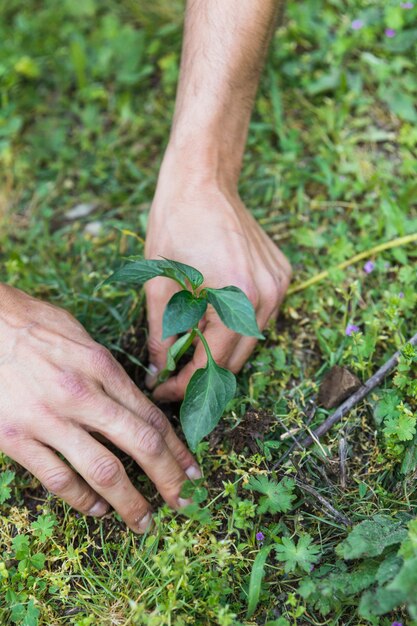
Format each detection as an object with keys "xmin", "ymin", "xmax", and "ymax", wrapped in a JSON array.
[
  {"xmin": 141, "ymin": 405, "xmax": 169, "ymax": 437},
  {"xmin": 0, "ymin": 422, "xmax": 24, "ymax": 445},
  {"xmin": 42, "ymin": 467, "xmax": 74, "ymax": 494},
  {"xmin": 88, "ymin": 344, "xmax": 117, "ymax": 377},
  {"xmin": 234, "ymin": 280, "xmax": 259, "ymax": 308},
  {"xmin": 147, "ymin": 335, "xmax": 165, "ymax": 359},
  {"xmin": 71, "ymin": 490, "xmax": 96, "ymax": 513},
  {"xmin": 89, "ymin": 455, "xmax": 124, "ymax": 488},
  {"xmin": 173, "ymin": 444, "xmax": 194, "ymax": 469},
  {"xmin": 57, "ymin": 371, "xmax": 91, "ymax": 401},
  {"xmin": 134, "ymin": 425, "xmax": 165, "ymax": 456}
]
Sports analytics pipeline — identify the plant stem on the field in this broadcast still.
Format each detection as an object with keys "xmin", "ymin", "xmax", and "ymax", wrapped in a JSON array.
[{"xmin": 195, "ymin": 328, "xmax": 214, "ymax": 363}]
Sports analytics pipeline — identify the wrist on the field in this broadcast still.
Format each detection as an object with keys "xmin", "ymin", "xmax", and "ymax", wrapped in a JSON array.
[{"xmin": 155, "ymin": 138, "xmax": 241, "ymax": 201}]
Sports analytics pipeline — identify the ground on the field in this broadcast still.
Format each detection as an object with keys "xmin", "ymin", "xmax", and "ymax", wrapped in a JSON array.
[{"xmin": 1, "ymin": 0, "xmax": 417, "ymax": 624}]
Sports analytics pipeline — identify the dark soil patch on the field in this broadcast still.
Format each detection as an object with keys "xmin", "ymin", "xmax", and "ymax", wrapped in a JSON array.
[{"xmin": 209, "ymin": 408, "xmax": 278, "ymax": 455}]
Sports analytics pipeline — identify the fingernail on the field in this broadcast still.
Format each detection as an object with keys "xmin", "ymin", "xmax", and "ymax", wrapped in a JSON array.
[
  {"xmin": 145, "ymin": 364, "xmax": 159, "ymax": 388},
  {"xmin": 137, "ymin": 511, "xmax": 153, "ymax": 533},
  {"xmin": 178, "ymin": 497, "xmax": 193, "ymax": 508},
  {"xmin": 88, "ymin": 500, "xmax": 109, "ymax": 517},
  {"xmin": 185, "ymin": 465, "xmax": 202, "ymax": 480}
]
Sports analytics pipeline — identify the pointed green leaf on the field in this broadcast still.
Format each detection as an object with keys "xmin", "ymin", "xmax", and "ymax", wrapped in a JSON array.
[
  {"xmin": 180, "ymin": 357, "xmax": 236, "ymax": 451},
  {"xmin": 206, "ymin": 286, "xmax": 264, "ymax": 338},
  {"xmin": 161, "ymin": 258, "xmax": 204, "ymax": 289},
  {"xmin": 162, "ymin": 292, "xmax": 207, "ymax": 339},
  {"xmin": 105, "ymin": 257, "xmax": 204, "ymax": 289},
  {"xmin": 246, "ymin": 544, "xmax": 274, "ymax": 618},
  {"xmin": 166, "ymin": 332, "xmax": 194, "ymax": 371},
  {"xmin": 105, "ymin": 259, "xmax": 168, "ymax": 285}
]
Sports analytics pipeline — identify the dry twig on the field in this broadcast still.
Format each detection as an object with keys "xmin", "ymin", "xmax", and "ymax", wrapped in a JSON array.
[{"xmin": 300, "ymin": 333, "xmax": 417, "ymax": 448}]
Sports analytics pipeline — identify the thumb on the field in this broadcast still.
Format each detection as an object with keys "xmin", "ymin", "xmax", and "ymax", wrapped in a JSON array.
[{"xmin": 144, "ymin": 278, "xmax": 177, "ymax": 389}]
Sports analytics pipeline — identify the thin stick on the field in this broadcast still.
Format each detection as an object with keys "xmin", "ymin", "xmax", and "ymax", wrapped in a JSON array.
[
  {"xmin": 288, "ymin": 233, "xmax": 417, "ymax": 295},
  {"xmin": 295, "ymin": 478, "xmax": 351, "ymax": 526},
  {"xmin": 300, "ymin": 333, "xmax": 417, "ymax": 448}
]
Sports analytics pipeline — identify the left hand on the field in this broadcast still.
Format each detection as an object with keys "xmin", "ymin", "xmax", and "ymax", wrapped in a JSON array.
[{"xmin": 144, "ymin": 179, "xmax": 292, "ymax": 403}]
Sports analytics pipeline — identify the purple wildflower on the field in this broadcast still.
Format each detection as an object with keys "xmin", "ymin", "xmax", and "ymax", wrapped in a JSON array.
[
  {"xmin": 351, "ymin": 19, "xmax": 364, "ymax": 30},
  {"xmin": 391, "ymin": 622, "xmax": 403, "ymax": 626},
  {"xmin": 400, "ymin": 1, "xmax": 414, "ymax": 8},
  {"xmin": 364, "ymin": 260, "xmax": 375, "ymax": 274},
  {"xmin": 256, "ymin": 531, "xmax": 265, "ymax": 542},
  {"xmin": 385, "ymin": 28, "xmax": 397, "ymax": 37},
  {"xmin": 399, "ymin": 292, "xmax": 404, "ymax": 298},
  {"xmin": 346, "ymin": 324, "xmax": 360, "ymax": 336}
]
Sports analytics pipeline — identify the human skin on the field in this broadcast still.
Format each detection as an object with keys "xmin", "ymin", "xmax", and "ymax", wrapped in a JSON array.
[
  {"xmin": 0, "ymin": 285, "xmax": 200, "ymax": 533},
  {"xmin": 145, "ymin": 0, "xmax": 291, "ymax": 400},
  {"xmin": 0, "ymin": 0, "xmax": 290, "ymax": 532}
]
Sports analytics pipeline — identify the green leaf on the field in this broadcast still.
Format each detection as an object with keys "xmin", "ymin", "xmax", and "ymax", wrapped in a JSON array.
[
  {"xmin": 374, "ymin": 391, "xmax": 401, "ymax": 423},
  {"xmin": 359, "ymin": 586, "xmax": 405, "ymax": 618},
  {"xmin": 246, "ymin": 544, "xmax": 274, "ymax": 618},
  {"xmin": 275, "ymin": 534, "xmax": 320, "ymax": 573},
  {"xmin": 388, "ymin": 555, "xmax": 417, "ymax": 597},
  {"xmin": 30, "ymin": 553, "xmax": 46, "ymax": 570},
  {"xmin": 22, "ymin": 599, "xmax": 40, "ymax": 626},
  {"xmin": 245, "ymin": 476, "xmax": 296, "ymax": 515},
  {"xmin": 31, "ymin": 513, "xmax": 56, "ymax": 542},
  {"xmin": 335, "ymin": 515, "xmax": 407, "ymax": 560},
  {"xmin": 105, "ymin": 259, "xmax": 169, "ymax": 285},
  {"xmin": 180, "ymin": 356, "xmax": 236, "ymax": 451},
  {"xmin": 165, "ymin": 332, "xmax": 194, "ymax": 372},
  {"xmin": 161, "ymin": 258, "xmax": 204, "ymax": 289},
  {"xmin": 162, "ymin": 291, "xmax": 207, "ymax": 340},
  {"xmin": 0, "ymin": 469, "xmax": 15, "ymax": 504},
  {"xmin": 180, "ymin": 478, "xmax": 208, "ymax": 504},
  {"xmin": 12, "ymin": 535, "xmax": 30, "ymax": 560},
  {"xmin": 178, "ymin": 501, "xmax": 212, "ymax": 524},
  {"xmin": 380, "ymin": 86, "xmax": 417, "ymax": 123},
  {"xmin": 206, "ymin": 286, "xmax": 264, "ymax": 338},
  {"xmin": 105, "ymin": 257, "xmax": 203, "ymax": 290}
]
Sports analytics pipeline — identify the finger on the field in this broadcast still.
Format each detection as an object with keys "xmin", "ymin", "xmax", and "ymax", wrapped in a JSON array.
[
  {"xmin": 226, "ymin": 336, "xmax": 259, "ymax": 374},
  {"xmin": 76, "ymin": 394, "xmax": 192, "ymax": 511},
  {"xmin": 145, "ymin": 277, "xmax": 178, "ymax": 387},
  {"xmin": 47, "ymin": 425, "xmax": 154, "ymax": 534},
  {"xmin": 153, "ymin": 319, "xmax": 240, "ymax": 402},
  {"xmin": 93, "ymin": 348, "xmax": 201, "ymax": 478},
  {"xmin": 11, "ymin": 440, "xmax": 109, "ymax": 518},
  {"xmin": 226, "ymin": 304, "xmax": 281, "ymax": 374}
]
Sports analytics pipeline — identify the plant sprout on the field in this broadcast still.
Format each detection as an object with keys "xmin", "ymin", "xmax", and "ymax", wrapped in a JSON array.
[{"xmin": 106, "ymin": 257, "xmax": 263, "ymax": 451}]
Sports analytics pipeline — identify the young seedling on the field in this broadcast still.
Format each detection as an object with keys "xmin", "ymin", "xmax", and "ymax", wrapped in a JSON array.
[{"xmin": 106, "ymin": 257, "xmax": 263, "ymax": 451}]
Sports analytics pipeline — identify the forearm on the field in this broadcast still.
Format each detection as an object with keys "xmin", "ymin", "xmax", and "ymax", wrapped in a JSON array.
[{"xmin": 162, "ymin": 0, "xmax": 281, "ymax": 191}]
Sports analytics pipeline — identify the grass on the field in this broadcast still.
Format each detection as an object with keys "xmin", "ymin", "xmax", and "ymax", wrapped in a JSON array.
[{"xmin": 1, "ymin": 0, "xmax": 417, "ymax": 624}]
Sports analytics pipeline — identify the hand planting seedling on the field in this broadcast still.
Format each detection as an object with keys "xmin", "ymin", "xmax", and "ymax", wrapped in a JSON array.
[{"xmin": 106, "ymin": 257, "xmax": 264, "ymax": 450}]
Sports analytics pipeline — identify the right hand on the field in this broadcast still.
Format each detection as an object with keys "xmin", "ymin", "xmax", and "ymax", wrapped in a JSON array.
[{"xmin": 0, "ymin": 284, "xmax": 201, "ymax": 533}]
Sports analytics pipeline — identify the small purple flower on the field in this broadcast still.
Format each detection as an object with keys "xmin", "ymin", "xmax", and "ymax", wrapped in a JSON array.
[
  {"xmin": 351, "ymin": 19, "xmax": 364, "ymax": 30},
  {"xmin": 399, "ymin": 292, "xmax": 404, "ymax": 298},
  {"xmin": 363, "ymin": 260, "xmax": 375, "ymax": 274},
  {"xmin": 256, "ymin": 531, "xmax": 265, "ymax": 542},
  {"xmin": 391, "ymin": 622, "xmax": 403, "ymax": 626},
  {"xmin": 385, "ymin": 28, "xmax": 397, "ymax": 37},
  {"xmin": 400, "ymin": 1, "xmax": 414, "ymax": 8},
  {"xmin": 346, "ymin": 324, "xmax": 360, "ymax": 336}
]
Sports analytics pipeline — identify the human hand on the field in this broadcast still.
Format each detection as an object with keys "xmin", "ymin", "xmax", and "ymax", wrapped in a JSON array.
[
  {"xmin": 144, "ymin": 174, "xmax": 292, "ymax": 402},
  {"xmin": 0, "ymin": 285, "xmax": 200, "ymax": 533}
]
